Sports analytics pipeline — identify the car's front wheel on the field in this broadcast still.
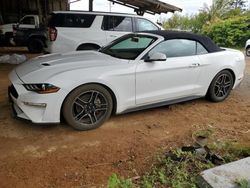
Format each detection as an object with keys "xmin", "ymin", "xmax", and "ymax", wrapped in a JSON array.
[
  {"xmin": 63, "ymin": 84, "xmax": 113, "ymax": 131},
  {"xmin": 206, "ymin": 70, "xmax": 234, "ymax": 102}
]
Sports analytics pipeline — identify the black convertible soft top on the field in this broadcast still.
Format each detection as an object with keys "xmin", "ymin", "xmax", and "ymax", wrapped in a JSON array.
[{"xmin": 142, "ymin": 30, "xmax": 222, "ymax": 53}]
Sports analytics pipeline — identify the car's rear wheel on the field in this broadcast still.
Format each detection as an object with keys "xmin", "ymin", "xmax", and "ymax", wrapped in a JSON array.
[
  {"xmin": 206, "ymin": 70, "xmax": 234, "ymax": 102},
  {"xmin": 63, "ymin": 84, "xmax": 113, "ymax": 131},
  {"xmin": 246, "ymin": 47, "xmax": 250, "ymax": 57}
]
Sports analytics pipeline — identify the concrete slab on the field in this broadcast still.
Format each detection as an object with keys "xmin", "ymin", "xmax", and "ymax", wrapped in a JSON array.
[{"xmin": 199, "ymin": 157, "xmax": 250, "ymax": 188}]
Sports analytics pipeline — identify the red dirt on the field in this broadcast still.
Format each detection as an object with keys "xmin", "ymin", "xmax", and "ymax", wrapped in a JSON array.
[{"xmin": 0, "ymin": 48, "xmax": 249, "ymax": 187}]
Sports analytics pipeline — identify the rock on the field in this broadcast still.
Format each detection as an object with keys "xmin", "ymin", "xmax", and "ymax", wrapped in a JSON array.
[{"xmin": 198, "ymin": 157, "xmax": 250, "ymax": 188}]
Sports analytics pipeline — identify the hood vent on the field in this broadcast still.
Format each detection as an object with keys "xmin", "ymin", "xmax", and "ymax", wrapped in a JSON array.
[{"xmin": 41, "ymin": 63, "xmax": 51, "ymax": 66}]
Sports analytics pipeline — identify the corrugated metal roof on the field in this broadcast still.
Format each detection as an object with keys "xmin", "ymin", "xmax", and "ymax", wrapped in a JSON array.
[{"xmin": 108, "ymin": 0, "xmax": 182, "ymax": 15}]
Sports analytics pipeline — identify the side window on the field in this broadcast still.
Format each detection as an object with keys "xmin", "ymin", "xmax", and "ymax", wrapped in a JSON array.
[
  {"xmin": 196, "ymin": 42, "xmax": 208, "ymax": 55},
  {"xmin": 49, "ymin": 14, "xmax": 96, "ymax": 28},
  {"xmin": 103, "ymin": 16, "xmax": 133, "ymax": 32},
  {"xmin": 149, "ymin": 39, "xmax": 196, "ymax": 58},
  {"xmin": 20, "ymin": 17, "xmax": 35, "ymax": 25},
  {"xmin": 137, "ymin": 18, "xmax": 159, "ymax": 31},
  {"xmin": 63, "ymin": 14, "xmax": 96, "ymax": 28}
]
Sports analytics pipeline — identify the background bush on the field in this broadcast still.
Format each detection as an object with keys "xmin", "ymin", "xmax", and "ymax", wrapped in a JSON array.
[
  {"xmin": 202, "ymin": 16, "xmax": 250, "ymax": 48},
  {"xmin": 162, "ymin": 0, "xmax": 250, "ymax": 48}
]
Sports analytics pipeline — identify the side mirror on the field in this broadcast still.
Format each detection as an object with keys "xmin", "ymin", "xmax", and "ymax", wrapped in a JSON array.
[{"xmin": 145, "ymin": 52, "xmax": 167, "ymax": 62}]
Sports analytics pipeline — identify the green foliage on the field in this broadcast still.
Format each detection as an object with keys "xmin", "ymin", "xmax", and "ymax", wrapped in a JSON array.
[
  {"xmin": 108, "ymin": 173, "xmax": 133, "ymax": 188},
  {"xmin": 208, "ymin": 142, "xmax": 250, "ymax": 163},
  {"xmin": 162, "ymin": 0, "xmax": 250, "ymax": 48},
  {"xmin": 107, "ymin": 142, "xmax": 250, "ymax": 188},
  {"xmin": 235, "ymin": 178, "xmax": 249, "ymax": 188},
  {"xmin": 202, "ymin": 16, "xmax": 250, "ymax": 48}
]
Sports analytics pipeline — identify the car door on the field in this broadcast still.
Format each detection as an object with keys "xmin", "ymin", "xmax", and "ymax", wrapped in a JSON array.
[
  {"xmin": 135, "ymin": 39, "xmax": 202, "ymax": 105},
  {"xmin": 102, "ymin": 15, "xmax": 133, "ymax": 44}
]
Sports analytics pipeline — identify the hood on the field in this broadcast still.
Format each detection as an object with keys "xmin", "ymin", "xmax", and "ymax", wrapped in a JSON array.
[{"xmin": 15, "ymin": 51, "xmax": 128, "ymax": 83}]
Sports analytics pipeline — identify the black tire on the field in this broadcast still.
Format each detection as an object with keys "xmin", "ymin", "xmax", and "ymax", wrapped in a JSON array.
[
  {"xmin": 63, "ymin": 84, "xmax": 113, "ymax": 131},
  {"xmin": 246, "ymin": 47, "xmax": 250, "ymax": 57},
  {"xmin": 77, "ymin": 44, "xmax": 100, "ymax": 51},
  {"xmin": 4, "ymin": 32, "xmax": 13, "ymax": 46},
  {"xmin": 28, "ymin": 38, "xmax": 44, "ymax": 53},
  {"xmin": 206, "ymin": 70, "xmax": 234, "ymax": 102}
]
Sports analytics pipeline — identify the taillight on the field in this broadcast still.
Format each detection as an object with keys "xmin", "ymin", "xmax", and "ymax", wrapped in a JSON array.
[{"xmin": 48, "ymin": 27, "xmax": 57, "ymax": 41}]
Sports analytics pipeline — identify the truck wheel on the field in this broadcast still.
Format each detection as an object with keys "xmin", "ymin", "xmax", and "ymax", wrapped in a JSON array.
[
  {"xmin": 28, "ymin": 38, "xmax": 44, "ymax": 53},
  {"xmin": 4, "ymin": 32, "xmax": 13, "ymax": 46}
]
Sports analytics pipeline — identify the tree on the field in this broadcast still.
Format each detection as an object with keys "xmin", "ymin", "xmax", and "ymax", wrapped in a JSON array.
[
  {"xmin": 229, "ymin": 0, "xmax": 247, "ymax": 11},
  {"xmin": 162, "ymin": 0, "xmax": 250, "ymax": 47}
]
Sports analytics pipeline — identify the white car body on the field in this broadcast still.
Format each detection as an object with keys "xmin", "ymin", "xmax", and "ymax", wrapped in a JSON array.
[
  {"xmin": 9, "ymin": 32, "xmax": 245, "ymax": 125},
  {"xmin": 45, "ymin": 11, "xmax": 163, "ymax": 53}
]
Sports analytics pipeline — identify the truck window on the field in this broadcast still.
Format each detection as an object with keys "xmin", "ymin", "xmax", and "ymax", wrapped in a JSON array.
[
  {"xmin": 48, "ymin": 13, "xmax": 96, "ymax": 28},
  {"xmin": 102, "ymin": 16, "xmax": 133, "ymax": 32},
  {"xmin": 20, "ymin": 17, "xmax": 35, "ymax": 25}
]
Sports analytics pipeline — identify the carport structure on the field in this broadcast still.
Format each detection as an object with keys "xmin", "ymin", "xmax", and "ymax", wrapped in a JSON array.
[{"xmin": 87, "ymin": 0, "xmax": 182, "ymax": 15}]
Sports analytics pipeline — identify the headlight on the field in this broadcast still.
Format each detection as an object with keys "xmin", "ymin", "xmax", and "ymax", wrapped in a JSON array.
[{"xmin": 23, "ymin": 84, "xmax": 60, "ymax": 94}]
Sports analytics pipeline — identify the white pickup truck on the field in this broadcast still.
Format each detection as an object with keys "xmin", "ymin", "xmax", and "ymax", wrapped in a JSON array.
[
  {"xmin": 0, "ymin": 15, "xmax": 45, "ymax": 48},
  {"xmin": 246, "ymin": 39, "xmax": 250, "ymax": 56}
]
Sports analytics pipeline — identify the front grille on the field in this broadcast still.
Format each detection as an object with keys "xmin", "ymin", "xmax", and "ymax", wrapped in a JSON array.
[{"xmin": 8, "ymin": 85, "xmax": 18, "ymax": 99}]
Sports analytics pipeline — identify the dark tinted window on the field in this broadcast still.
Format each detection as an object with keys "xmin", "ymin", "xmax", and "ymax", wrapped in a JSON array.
[
  {"xmin": 48, "ymin": 13, "xmax": 96, "ymax": 28},
  {"xmin": 102, "ymin": 16, "xmax": 133, "ymax": 32},
  {"xmin": 137, "ymin": 18, "xmax": 159, "ymax": 31},
  {"xmin": 20, "ymin": 17, "xmax": 35, "ymax": 25}
]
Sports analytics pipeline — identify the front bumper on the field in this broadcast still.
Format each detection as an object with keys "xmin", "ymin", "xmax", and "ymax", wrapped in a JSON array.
[{"xmin": 8, "ymin": 70, "xmax": 68, "ymax": 124}]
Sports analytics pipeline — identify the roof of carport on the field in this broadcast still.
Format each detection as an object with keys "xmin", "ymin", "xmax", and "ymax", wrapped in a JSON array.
[{"xmin": 108, "ymin": 0, "xmax": 182, "ymax": 15}]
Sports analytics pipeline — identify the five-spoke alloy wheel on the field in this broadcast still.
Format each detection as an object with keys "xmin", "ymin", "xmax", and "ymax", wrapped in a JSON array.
[
  {"xmin": 207, "ymin": 70, "xmax": 234, "ymax": 102},
  {"xmin": 63, "ymin": 84, "xmax": 113, "ymax": 131}
]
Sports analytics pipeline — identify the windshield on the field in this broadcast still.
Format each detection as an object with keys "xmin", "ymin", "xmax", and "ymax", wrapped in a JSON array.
[{"xmin": 99, "ymin": 34, "xmax": 157, "ymax": 60}]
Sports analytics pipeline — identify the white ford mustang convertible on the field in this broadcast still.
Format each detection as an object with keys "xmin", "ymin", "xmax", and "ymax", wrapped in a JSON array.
[{"xmin": 9, "ymin": 31, "xmax": 245, "ymax": 131}]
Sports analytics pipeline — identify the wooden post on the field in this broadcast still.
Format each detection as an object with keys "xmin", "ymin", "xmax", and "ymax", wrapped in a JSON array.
[
  {"xmin": 36, "ymin": 0, "xmax": 43, "ymax": 23},
  {"xmin": 89, "ymin": 0, "xmax": 93, "ymax": 11}
]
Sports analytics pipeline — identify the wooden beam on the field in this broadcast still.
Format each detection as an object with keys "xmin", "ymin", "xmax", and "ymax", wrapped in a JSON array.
[{"xmin": 89, "ymin": 0, "xmax": 93, "ymax": 11}]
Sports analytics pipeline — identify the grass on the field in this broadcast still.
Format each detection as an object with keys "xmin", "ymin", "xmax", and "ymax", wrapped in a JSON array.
[
  {"xmin": 235, "ymin": 179, "xmax": 249, "ymax": 188},
  {"xmin": 108, "ymin": 174, "xmax": 133, "ymax": 188},
  {"xmin": 107, "ymin": 129, "xmax": 250, "ymax": 188}
]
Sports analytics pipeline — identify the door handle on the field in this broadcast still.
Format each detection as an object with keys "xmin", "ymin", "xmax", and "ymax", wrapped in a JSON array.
[
  {"xmin": 110, "ymin": 35, "xmax": 118, "ymax": 38},
  {"xmin": 189, "ymin": 63, "xmax": 200, "ymax": 68}
]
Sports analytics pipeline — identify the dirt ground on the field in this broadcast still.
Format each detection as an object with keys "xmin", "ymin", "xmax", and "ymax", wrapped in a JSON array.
[{"xmin": 0, "ymin": 48, "xmax": 249, "ymax": 188}]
